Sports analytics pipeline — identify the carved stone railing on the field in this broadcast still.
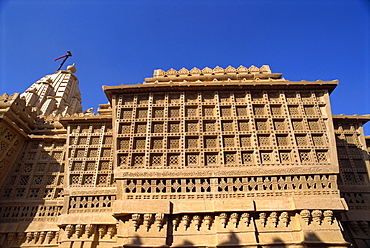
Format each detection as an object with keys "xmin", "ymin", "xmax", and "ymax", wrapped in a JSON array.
[{"xmin": 122, "ymin": 174, "xmax": 339, "ymax": 200}]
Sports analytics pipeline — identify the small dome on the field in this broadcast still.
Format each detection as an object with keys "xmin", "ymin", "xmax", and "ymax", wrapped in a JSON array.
[{"xmin": 67, "ymin": 63, "xmax": 76, "ymax": 73}]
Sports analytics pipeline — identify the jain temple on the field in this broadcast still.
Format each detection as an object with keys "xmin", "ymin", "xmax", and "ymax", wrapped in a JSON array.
[{"xmin": 0, "ymin": 64, "xmax": 369, "ymax": 247}]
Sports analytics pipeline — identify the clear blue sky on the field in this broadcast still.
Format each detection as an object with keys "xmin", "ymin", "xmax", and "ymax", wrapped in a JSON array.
[{"xmin": 1, "ymin": 0, "xmax": 369, "ymax": 134}]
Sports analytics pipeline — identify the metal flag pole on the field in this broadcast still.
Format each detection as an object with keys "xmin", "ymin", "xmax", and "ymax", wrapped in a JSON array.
[{"xmin": 55, "ymin": 51, "xmax": 72, "ymax": 71}]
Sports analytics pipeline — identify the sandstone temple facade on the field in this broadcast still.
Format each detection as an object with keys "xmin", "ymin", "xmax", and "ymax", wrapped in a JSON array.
[{"xmin": 0, "ymin": 64, "xmax": 369, "ymax": 247}]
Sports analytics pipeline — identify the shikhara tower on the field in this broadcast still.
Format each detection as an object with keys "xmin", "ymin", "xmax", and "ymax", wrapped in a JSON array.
[{"xmin": 0, "ymin": 64, "xmax": 369, "ymax": 248}]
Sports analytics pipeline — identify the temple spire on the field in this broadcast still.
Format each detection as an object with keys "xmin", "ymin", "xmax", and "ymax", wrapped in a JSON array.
[{"xmin": 21, "ymin": 64, "xmax": 82, "ymax": 116}]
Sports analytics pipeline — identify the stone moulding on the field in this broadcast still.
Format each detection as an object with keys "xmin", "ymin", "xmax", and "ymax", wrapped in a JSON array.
[{"xmin": 151, "ymin": 65, "xmax": 272, "ymax": 78}]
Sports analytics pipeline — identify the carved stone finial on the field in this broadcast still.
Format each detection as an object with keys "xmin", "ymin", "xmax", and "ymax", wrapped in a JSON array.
[{"xmin": 67, "ymin": 63, "xmax": 76, "ymax": 73}]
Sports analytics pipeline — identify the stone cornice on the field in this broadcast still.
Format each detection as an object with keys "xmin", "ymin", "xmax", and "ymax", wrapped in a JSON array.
[
  {"xmin": 59, "ymin": 114, "xmax": 112, "ymax": 127},
  {"xmin": 332, "ymin": 114, "xmax": 370, "ymax": 123},
  {"xmin": 103, "ymin": 79, "xmax": 338, "ymax": 103}
]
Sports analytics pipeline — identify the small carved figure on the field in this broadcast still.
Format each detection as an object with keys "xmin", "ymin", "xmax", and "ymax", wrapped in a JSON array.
[
  {"xmin": 65, "ymin": 225, "xmax": 74, "ymax": 238},
  {"xmin": 155, "ymin": 213, "xmax": 164, "ymax": 231},
  {"xmin": 300, "ymin": 210, "xmax": 311, "ymax": 225},
  {"xmin": 279, "ymin": 212, "xmax": 289, "ymax": 227},
  {"xmin": 17, "ymin": 233, "xmax": 26, "ymax": 245},
  {"xmin": 45, "ymin": 231, "xmax": 54, "ymax": 244},
  {"xmin": 172, "ymin": 216, "xmax": 180, "ymax": 231},
  {"xmin": 33, "ymin": 232, "xmax": 40, "ymax": 242},
  {"xmin": 182, "ymin": 215, "xmax": 191, "ymax": 230},
  {"xmin": 85, "ymin": 224, "xmax": 93, "ymax": 237},
  {"xmin": 7, "ymin": 232, "xmax": 16, "ymax": 246},
  {"xmin": 39, "ymin": 231, "xmax": 46, "ymax": 244},
  {"xmin": 107, "ymin": 226, "xmax": 116, "ymax": 238},
  {"xmin": 270, "ymin": 212, "xmax": 278, "ymax": 227},
  {"xmin": 230, "ymin": 213, "xmax": 239, "ymax": 228},
  {"xmin": 219, "ymin": 213, "xmax": 228, "ymax": 228},
  {"xmin": 323, "ymin": 210, "xmax": 333, "ymax": 225},
  {"xmin": 241, "ymin": 213, "xmax": 250, "ymax": 227},
  {"xmin": 143, "ymin": 214, "xmax": 153, "ymax": 231},
  {"xmin": 132, "ymin": 214, "xmax": 141, "ymax": 231},
  {"xmin": 203, "ymin": 215, "xmax": 213, "ymax": 230},
  {"xmin": 98, "ymin": 225, "xmax": 107, "ymax": 238},
  {"xmin": 259, "ymin": 213, "xmax": 267, "ymax": 227},
  {"xmin": 193, "ymin": 215, "xmax": 201, "ymax": 230},
  {"xmin": 312, "ymin": 210, "xmax": 322, "ymax": 224},
  {"xmin": 75, "ymin": 224, "xmax": 84, "ymax": 238}
]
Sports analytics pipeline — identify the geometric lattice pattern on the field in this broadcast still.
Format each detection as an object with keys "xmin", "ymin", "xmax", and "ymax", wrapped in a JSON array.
[
  {"xmin": 68, "ymin": 123, "xmax": 114, "ymax": 187},
  {"xmin": 116, "ymin": 90, "xmax": 330, "ymax": 168}
]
